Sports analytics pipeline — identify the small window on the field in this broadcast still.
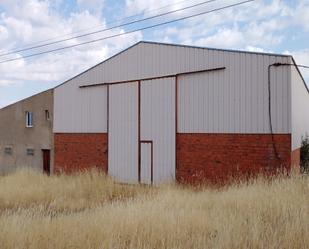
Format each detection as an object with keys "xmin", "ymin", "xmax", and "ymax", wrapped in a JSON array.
[
  {"xmin": 4, "ymin": 147, "xmax": 12, "ymax": 155},
  {"xmin": 26, "ymin": 111, "xmax": 33, "ymax": 127},
  {"xmin": 45, "ymin": 110, "xmax": 50, "ymax": 121},
  {"xmin": 26, "ymin": 148, "xmax": 34, "ymax": 156}
]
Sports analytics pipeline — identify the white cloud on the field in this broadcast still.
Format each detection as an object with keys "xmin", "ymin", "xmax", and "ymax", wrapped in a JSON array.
[
  {"xmin": 1, "ymin": 15, "xmax": 33, "ymax": 43},
  {"xmin": 288, "ymin": 0, "xmax": 309, "ymax": 31},
  {"xmin": 0, "ymin": 0, "xmax": 51, "ymax": 24},
  {"xmin": 0, "ymin": 79, "xmax": 14, "ymax": 86},
  {"xmin": 0, "ymin": 0, "xmax": 142, "ymax": 88},
  {"xmin": 125, "ymin": 0, "xmax": 188, "ymax": 15},
  {"xmin": 0, "ymin": 24, "xmax": 9, "ymax": 47},
  {"xmin": 76, "ymin": 0, "xmax": 105, "ymax": 16},
  {"xmin": 194, "ymin": 27, "xmax": 244, "ymax": 48},
  {"xmin": 245, "ymin": 46, "xmax": 273, "ymax": 53},
  {"xmin": 130, "ymin": 0, "xmax": 298, "ymax": 50},
  {"xmin": 181, "ymin": 19, "xmax": 283, "ymax": 50}
]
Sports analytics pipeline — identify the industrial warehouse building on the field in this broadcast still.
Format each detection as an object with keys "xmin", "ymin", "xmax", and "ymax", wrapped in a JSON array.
[
  {"xmin": 1, "ymin": 41, "xmax": 309, "ymax": 183},
  {"xmin": 53, "ymin": 41, "xmax": 309, "ymax": 184}
]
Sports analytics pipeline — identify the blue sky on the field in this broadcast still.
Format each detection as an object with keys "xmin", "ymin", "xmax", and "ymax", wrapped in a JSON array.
[{"xmin": 0, "ymin": 0, "xmax": 309, "ymax": 108}]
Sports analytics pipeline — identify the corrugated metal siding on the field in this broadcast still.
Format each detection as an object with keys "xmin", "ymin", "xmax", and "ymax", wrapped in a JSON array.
[
  {"xmin": 55, "ymin": 42, "xmax": 291, "ymax": 133},
  {"xmin": 54, "ymin": 84, "xmax": 107, "ymax": 133},
  {"xmin": 108, "ymin": 82, "xmax": 138, "ymax": 183},
  {"xmin": 140, "ymin": 143, "xmax": 152, "ymax": 184},
  {"xmin": 141, "ymin": 78, "xmax": 175, "ymax": 183},
  {"xmin": 291, "ymin": 66, "xmax": 309, "ymax": 150},
  {"xmin": 178, "ymin": 54, "xmax": 291, "ymax": 133}
]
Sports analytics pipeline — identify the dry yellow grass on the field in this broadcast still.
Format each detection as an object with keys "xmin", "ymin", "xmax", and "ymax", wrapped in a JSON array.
[{"xmin": 0, "ymin": 169, "xmax": 308, "ymax": 249}]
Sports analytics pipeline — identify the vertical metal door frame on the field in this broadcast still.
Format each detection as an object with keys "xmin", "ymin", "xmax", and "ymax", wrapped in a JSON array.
[
  {"xmin": 138, "ymin": 80, "xmax": 141, "ymax": 182},
  {"xmin": 175, "ymin": 76, "xmax": 178, "ymax": 173},
  {"xmin": 107, "ymin": 85, "xmax": 109, "ymax": 174}
]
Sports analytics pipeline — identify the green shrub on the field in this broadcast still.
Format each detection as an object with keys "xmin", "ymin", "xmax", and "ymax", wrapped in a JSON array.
[{"xmin": 300, "ymin": 134, "xmax": 309, "ymax": 174}]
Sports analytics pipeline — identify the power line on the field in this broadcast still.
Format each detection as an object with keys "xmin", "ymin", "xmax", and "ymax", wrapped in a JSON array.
[
  {"xmin": 0, "ymin": 0, "xmax": 219, "ymax": 57},
  {"xmin": 0, "ymin": 0, "xmax": 255, "ymax": 64},
  {"xmin": 287, "ymin": 64, "xmax": 309, "ymax": 69},
  {"xmin": 7, "ymin": 0, "xmax": 197, "ymax": 50}
]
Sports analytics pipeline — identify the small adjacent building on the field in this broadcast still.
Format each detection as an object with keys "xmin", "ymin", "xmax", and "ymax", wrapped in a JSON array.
[{"xmin": 0, "ymin": 89, "xmax": 53, "ymax": 175}]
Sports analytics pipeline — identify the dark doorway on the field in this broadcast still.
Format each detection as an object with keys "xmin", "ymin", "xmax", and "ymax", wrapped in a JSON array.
[{"xmin": 42, "ymin": 149, "xmax": 50, "ymax": 175}]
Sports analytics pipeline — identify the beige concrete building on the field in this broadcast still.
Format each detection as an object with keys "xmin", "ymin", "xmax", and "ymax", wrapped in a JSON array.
[{"xmin": 0, "ymin": 89, "xmax": 53, "ymax": 175}]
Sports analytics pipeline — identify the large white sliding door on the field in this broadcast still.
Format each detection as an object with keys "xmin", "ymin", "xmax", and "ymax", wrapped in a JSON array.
[
  {"xmin": 108, "ymin": 78, "xmax": 175, "ymax": 184},
  {"xmin": 140, "ymin": 78, "xmax": 176, "ymax": 183},
  {"xmin": 108, "ymin": 82, "xmax": 138, "ymax": 183}
]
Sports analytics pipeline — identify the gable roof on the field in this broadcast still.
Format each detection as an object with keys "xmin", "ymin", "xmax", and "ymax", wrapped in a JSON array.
[
  {"xmin": 141, "ymin": 41, "xmax": 292, "ymax": 58},
  {"xmin": 54, "ymin": 40, "xmax": 292, "ymax": 89}
]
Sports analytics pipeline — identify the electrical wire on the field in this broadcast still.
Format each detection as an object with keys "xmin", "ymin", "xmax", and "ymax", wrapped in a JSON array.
[
  {"xmin": 296, "ymin": 65, "xmax": 309, "ymax": 69},
  {"xmin": 0, "ymin": 0, "xmax": 219, "ymax": 57},
  {"xmin": 8, "ymin": 0, "xmax": 198, "ymax": 50},
  {"xmin": 0, "ymin": 0, "xmax": 255, "ymax": 64}
]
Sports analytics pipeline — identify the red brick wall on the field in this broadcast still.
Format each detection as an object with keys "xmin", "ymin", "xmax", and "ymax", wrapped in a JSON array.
[
  {"xmin": 54, "ymin": 133, "xmax": 108, "ymax": 173},
  {"xmin": 176, "ymin": 133, "xmax": 291, "ymax": 184},
  {"xmin": 291, "ymin": 148, "xmax": 300, "ymax": 169}
]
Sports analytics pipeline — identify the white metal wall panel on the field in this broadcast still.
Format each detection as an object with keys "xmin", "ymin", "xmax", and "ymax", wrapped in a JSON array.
[
  {"xmin": 291, "ymin": 66, "xmax": 309, "ymax": 150},
  {"xmin": 140, "ymin": 143, "xmax": 152, "ymax": 184},
  {"xmin": 108, "ymin": 82, "xmax": 138, "ymax": 183},
  {"xmin": 54, "ymin": 41, "xmax": 292, "ymax": 134},
  {"xmin": 54, "ymin": 84, "xmax": 107, "ymax": 133},
  {"xmin": 141, "ymin": 78, "xmax": 175, "ymax": 183},
  {"xmin": 178, "ymin": 54, "xmax": 291, "ymax": 133}
]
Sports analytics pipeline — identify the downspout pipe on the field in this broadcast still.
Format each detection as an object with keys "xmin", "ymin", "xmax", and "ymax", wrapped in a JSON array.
[
  {"xmin": 268, "ymin": 63, "xmax": 282, "ymax": 161},
  {"xmin": 267, "ymin": 62, "xmax": 306, "ymax": 162}
]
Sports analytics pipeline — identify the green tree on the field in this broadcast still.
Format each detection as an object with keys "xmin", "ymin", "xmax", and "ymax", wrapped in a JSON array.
[{"xmin": 300, "ymin": 134, "xmax": 309, "ymax": 174}]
